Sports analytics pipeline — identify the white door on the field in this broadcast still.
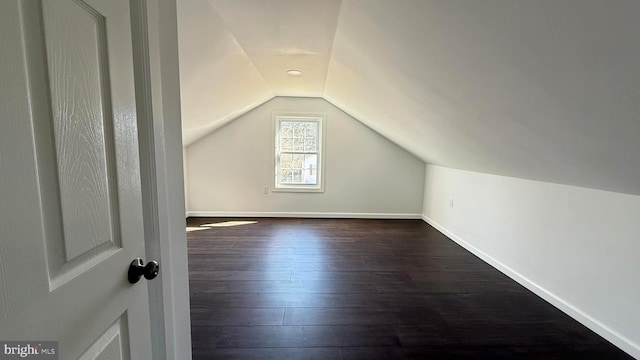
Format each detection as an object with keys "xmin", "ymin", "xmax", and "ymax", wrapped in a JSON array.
[{"xmin": 0, "ymin": 0, "xmax": 154, "ymax": 358}]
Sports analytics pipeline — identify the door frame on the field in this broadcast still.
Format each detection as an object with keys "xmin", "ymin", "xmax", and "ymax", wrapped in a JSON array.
[{"xmin": 130, "ymin": 1, "xmax": 192, "ymax": 359}]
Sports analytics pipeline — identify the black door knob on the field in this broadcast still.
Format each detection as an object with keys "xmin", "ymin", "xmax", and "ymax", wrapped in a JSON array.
[{"xmin": 128, "ymin": 258, "xmax": 160, "ymax": 284}]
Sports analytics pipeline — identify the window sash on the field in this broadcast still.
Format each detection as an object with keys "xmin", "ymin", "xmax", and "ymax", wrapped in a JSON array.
[{"xmin": 275, "ymin": 116, "xmax": 322, "ymax": 189}]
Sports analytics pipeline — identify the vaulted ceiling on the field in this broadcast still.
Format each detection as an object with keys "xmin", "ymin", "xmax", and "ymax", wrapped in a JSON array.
[{"xmin": 177, "ymin": 0, "xmax": 640, "ymax": 196}]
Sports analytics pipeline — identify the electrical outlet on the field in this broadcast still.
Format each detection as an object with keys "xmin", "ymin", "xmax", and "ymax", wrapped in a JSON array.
[
  {"xmin": 449, "ymin": 198, "xmax": 454, "ymax": 208},
  {"xmin": 263, "ymin": 186, "xmax": 269, "ymax": 194}
]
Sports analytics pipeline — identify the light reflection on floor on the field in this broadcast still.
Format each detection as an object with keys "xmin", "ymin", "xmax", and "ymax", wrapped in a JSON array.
[
  {"xmin": 186, "ymin": 227, "xmax": 209, "ymax": 232},
  {"xmin": 264, "ymin": 227, "xmax": 328, "ymax": 309},
  {"xmin": 186, "ymin": 220, "xmax": 258, "ymax": 232},
  {"xmin": 200, "ymin": 221, "xmax": 258, "ymax": 227}
]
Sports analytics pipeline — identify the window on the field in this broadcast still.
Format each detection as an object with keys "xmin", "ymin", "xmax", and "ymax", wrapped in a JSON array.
[{"xmin": 274, "ymin": 114, "xmax": 325, "ymax": 192}]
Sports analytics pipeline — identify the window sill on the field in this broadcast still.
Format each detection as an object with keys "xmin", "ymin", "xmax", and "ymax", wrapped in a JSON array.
[{"xmin": 272, "ymin": 186, "xmax": 325, "ymax": 193}]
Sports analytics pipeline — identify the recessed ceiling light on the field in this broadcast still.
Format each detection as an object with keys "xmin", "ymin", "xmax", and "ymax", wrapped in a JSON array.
[{"xmin": 286, "ymin": 69, "xmax": 303, "ymax": 77}]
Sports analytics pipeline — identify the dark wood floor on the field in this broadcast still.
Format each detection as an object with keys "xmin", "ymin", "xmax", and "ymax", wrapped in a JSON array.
[{"xmin": 187, "ymin": 218, "xmax": 632, "ymax": 359}]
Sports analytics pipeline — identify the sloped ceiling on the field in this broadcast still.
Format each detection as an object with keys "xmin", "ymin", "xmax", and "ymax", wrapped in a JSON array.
[{"xmin": 177, "ymin": 0, "xmax": 640, "ymax": 195}]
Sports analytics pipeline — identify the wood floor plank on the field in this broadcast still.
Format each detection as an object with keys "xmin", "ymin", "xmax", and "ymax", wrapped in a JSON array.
[
  {"xmin": 187, "ymin": 217, "xmax": 633, "ymax": 359},
  {"xmin": 192, "ymin": 348, "xmax": 340, "ymax": 360},
  {"xmin": 189, "ymin": 270, "xmax": 292, "ymax": 281},
  {"xmin": 190, "ymin": 307, "xmax": 286, "ymax": 326},
  {"xmin": 191, "ymin": 325, "xmax": 402, "ymax": 349},
  {"xmin": 284, "ymin": 308, "xmax": 399, "ymax": 326},
  {"xmin": 189, "ymin": 279, "xmax": 379, "ymax": 294}
]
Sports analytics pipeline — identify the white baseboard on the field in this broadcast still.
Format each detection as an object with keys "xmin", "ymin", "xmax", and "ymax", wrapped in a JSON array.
[
  {"xmin": 186, "ymin": 211, "xmax": 422, "ymax": 219},
  {"xmin": 421, "ymin": 214, "xmax": 640, "ymax": 359}
]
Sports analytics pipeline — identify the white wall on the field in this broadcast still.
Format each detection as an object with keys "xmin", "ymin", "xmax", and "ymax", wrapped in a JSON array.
[
  {"xmin": 183, "ymin": 146, "xmax": 188, "ymax": 214},
  {"xmin": 186, "ymin": 97, "xmax": 425, "ymax": 217},
  {"xmin": 326, "ymin": 0, "xmax": 640, "ymax": 196},
  {"xmin": 177, "ymin": 0, "xmax": 273, "ymax": 145},
  {"xmin": 422, "ymin": 165, "xmax": 640, "ymax": 358}
]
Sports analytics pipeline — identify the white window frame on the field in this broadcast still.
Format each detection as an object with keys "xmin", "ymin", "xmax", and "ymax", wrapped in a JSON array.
[{"xmin": 273, "ymin": 113, "xmax": 326, "ymax": 192}]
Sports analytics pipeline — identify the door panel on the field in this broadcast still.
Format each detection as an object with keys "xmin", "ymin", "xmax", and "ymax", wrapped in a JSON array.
[
  {"xmin": 78, "ymin": 315, "xmax": 129, "ymax": 360},
  {"xmin": 0, "ymin": 0, "xmax": 152, "ymax": 358},
  {"xmin": 42, "ymin": 0, "xmax": 123, "ymax": 288}
]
